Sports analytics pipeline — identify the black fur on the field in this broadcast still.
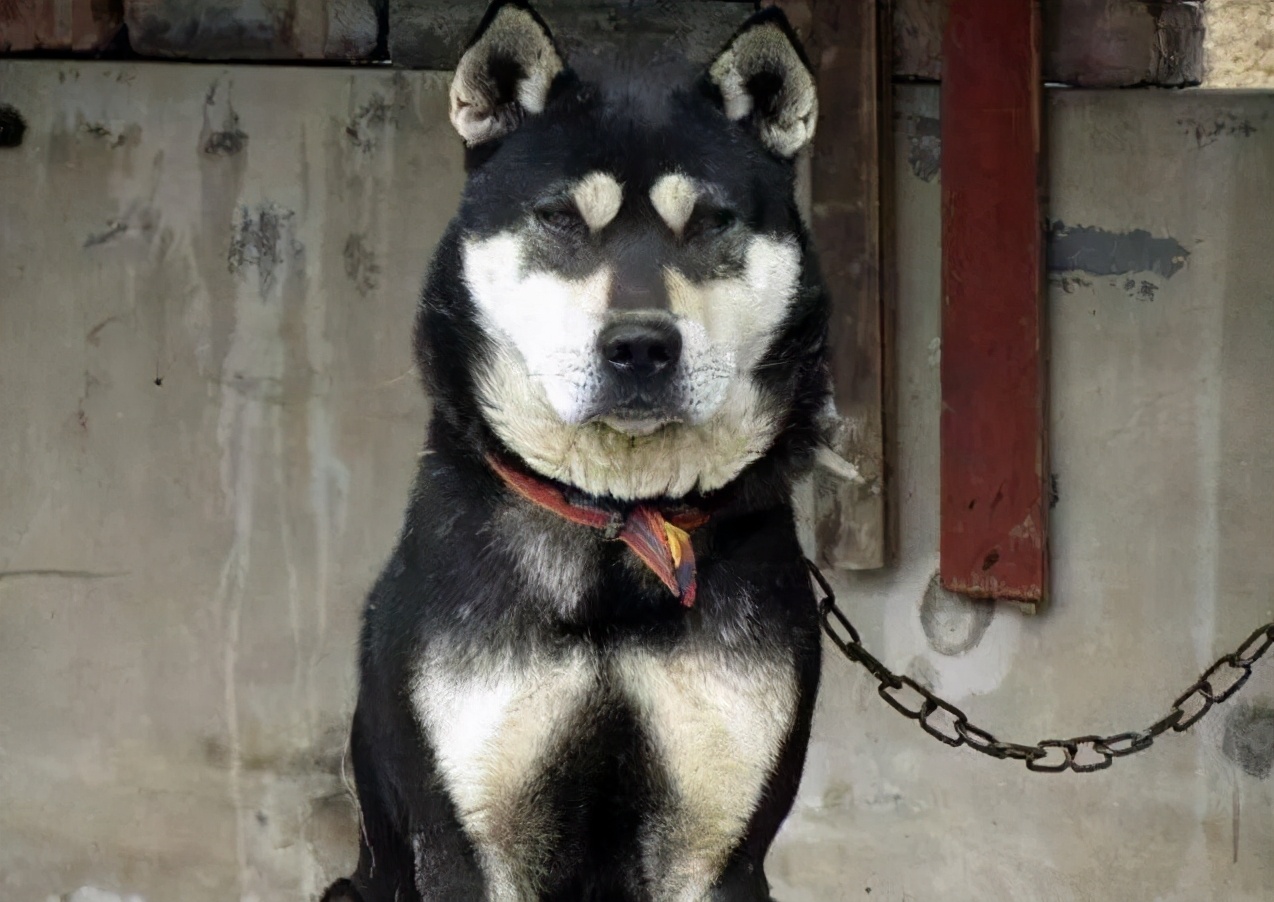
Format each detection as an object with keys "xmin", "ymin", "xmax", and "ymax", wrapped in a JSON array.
[{"xmin": 325, "ymin": 3, "xmax": 830, "ymax": 899}]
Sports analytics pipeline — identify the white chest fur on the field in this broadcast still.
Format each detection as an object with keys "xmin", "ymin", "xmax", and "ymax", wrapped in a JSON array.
[
  {"xmin": 413, "ymin": 648, "xmax": 598, "ymax": 898},
  {"xmin": 412, "ymin": 643, "xmax": 797, "ymax": 902},
  {"xmin": 618, "ymin": 646, "xmax": 798, "ymax": 901}
]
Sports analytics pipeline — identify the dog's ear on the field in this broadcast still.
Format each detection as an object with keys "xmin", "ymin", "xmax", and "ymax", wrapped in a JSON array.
[
  {"xmin": 706, "ymin": 9, "xmax": 818, "ymax": 158},
  {"xmin": 449, "ymin": 1, "xmax": 564, "ymax": 146}
]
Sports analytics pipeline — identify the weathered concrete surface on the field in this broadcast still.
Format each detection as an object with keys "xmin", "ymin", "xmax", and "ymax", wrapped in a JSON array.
[
  {"xmin": 0, "ymin": 61, "xmax": 452, "ymax": 901},
  {"xmin": 2, "ymin": 65, "xmax": 1274, "ymax": 902},
  {"xmin": 777, "ymin": 86, "xmax": 1274, "ymax": 901}
]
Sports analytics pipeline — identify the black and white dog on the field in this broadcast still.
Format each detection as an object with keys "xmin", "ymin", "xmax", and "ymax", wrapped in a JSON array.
[{"xmin": 325, "ymin": 2, "xmax": 830, "ymax": 899}]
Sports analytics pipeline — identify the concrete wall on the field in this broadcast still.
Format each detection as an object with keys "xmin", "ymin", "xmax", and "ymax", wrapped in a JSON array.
[
  {"xmin": 0, "ymin": 63, "xmax": 449, "ymax": 901},
  {"xmin": 1, "ymin": 64, "xmax": 1272, "ymax": 902},
  {"xmin": 777, "ymin": 85, "xmax": 1274, "ymax": 901}
]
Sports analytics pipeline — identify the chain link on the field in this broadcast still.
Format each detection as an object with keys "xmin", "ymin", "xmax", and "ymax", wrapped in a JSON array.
[{"xmin": 806, "ymin": 559, "xmax": 1274, "ymax": 774}]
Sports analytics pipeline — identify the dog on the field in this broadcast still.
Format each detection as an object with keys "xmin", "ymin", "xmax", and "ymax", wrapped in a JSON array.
[{"xmin": 323, "ymin": 2, "xmax": 830, "ymax": 899}]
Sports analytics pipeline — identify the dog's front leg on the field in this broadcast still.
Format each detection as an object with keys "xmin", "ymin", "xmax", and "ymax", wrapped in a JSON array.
[{"xmin": 410, "ymin": 817, "xmax": 488, "ymax": 901}]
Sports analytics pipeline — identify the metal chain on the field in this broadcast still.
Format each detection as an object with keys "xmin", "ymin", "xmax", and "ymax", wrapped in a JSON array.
[{"xmin": 806, "ymin": 559, "xmax": 1274, "ymax": 774}]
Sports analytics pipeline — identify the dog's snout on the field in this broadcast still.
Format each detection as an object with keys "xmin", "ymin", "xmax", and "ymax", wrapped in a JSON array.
[{"xmin": 599, "ymin": 319, "xmax": 682, "ymax": 378}]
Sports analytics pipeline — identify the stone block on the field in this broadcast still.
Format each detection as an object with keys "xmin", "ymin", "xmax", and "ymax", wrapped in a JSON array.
[
  {"xmin": 893, "ymin": 0, "xmax": 1206, "ymax": 86},
  {"xmin": 0, "ymin": 0, "xmax": 124, "ymax": 52},
  {"xmin": 124, "ymin": 0, "xmax": 379, "ymax": 60},
  {"xmin": 388, "ymin": 0, "xmax": 754, "ymax": 70}
]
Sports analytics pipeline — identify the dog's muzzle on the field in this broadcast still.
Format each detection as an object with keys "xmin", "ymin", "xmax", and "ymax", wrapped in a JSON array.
[{"xmin": 593, "ymin": 313, "xmax": 685, "ymax": 433}]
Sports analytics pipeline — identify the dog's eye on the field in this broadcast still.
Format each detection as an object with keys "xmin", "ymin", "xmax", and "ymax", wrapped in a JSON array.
[
  {"xmin": 534, "ymin": 204, "xmax": 585, "ymax": 237},
  {"xmin": 686, "ymin": 207, "xmax": 737, "ymax": 241}
]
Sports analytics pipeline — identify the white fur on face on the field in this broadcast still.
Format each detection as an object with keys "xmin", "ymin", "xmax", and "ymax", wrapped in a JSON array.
[
  {"xmin": 464, "ymin": 232, "xmax": 612, "ymax": 425},
  {"xmin": 619, "ymin": 644, "xmax": 798, "ymax": 897},
  {"xmin": 664, "ymin": 235, "xmax": 802, "ymax": 371},
  {"xmin": 463, "ymin": 231, "xmax": 803, "ymax": 500},
  {"xmin": 650, "ymin": 173, "xmax": 700, "ymax": 236},
  {"xmin": 572, "ymin": 171, "xmax": 624, "ymax": 232}
]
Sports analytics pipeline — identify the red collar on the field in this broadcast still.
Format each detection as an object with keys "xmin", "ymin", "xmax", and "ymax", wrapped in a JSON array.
[{"xmin": 487, "ymin": 455, "xmax": 710, "ymax": 607}]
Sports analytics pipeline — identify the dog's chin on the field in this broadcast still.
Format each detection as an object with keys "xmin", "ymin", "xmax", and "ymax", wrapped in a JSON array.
[{"xmin": 596, "ymin": 413, "xmax": 682, "ymax": 438}]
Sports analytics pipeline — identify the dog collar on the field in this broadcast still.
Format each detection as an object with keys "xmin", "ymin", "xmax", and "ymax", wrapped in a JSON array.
[{"xmin": 487, "ymin": 454, "xmax": 709, "ymax": 607}]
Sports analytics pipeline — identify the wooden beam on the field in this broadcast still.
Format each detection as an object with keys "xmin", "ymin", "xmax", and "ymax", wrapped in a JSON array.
[
  {"xmin": 772, "ymin": 0, "xmax": 893, "ymax": 571},
  {"xmin": 894, "ymin": 0, "xmax": 1206, "ymax": 88},
  {"xmin": 939, "ymin": 0, "xmax": 1047, "ymax": 608}
]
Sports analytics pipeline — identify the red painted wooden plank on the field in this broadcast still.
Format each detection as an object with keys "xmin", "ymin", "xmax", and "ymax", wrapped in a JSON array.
[{"xmin": 939, "ymin": 0, "xmax": 1047, "ymax": 607}]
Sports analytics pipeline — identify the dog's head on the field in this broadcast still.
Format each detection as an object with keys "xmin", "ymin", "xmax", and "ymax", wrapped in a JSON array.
[{"xmin": 420, "ymin": 0, "xmax": 828, "ymax": 501}]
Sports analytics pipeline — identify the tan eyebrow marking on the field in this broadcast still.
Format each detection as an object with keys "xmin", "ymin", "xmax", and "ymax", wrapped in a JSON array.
[
  {"xmin": 650, "ymin": 173, "xmax": 701, "ymax": 236},
  {"xmin": 571, "ymin": 171, "xmax": 624, "ymax": 232}
]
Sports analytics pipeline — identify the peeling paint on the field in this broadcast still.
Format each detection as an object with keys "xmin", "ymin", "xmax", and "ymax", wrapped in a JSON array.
[
  {"xmin": 79, "ymin": 119, "xmax": 141, "ymax": 149},
  {"xmin": 228, "ymin": 203, "xmax": 300, "ymax": 293},
  {"xmin": 201, "ymin": 80, "xmax": 248, "ymax": 157},
  {"xmin": 345, "ymin": 93, "xmax": 395, "ymax": 153},
  {"xmin": 904, "ymin": 113, "xmax": 940, "ymax": 182},
  {"xmin": 1178, "ymin": 111, "xmax": 1259, "ymax": 147},
  {"xmin": 204, "ymin": 115, "xmax": 248, "ymax": 156},
  {"xmin": 1047, "ymin": 221, "xmax": 1190, "ymax": 279}
]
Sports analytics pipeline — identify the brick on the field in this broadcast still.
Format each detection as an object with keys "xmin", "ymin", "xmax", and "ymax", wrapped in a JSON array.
[
  {"xmin": 123, "ymin": 0, "xmax": 379, "ymax": 60},
  {"xmin": 0, "ymin": 0, "xmax": 124, "ymax": 52}
]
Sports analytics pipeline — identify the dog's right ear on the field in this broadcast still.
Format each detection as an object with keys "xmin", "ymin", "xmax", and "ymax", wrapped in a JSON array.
[{"xmin": 449, "ymin": 1, "xmax": 564, "ymax": 146}]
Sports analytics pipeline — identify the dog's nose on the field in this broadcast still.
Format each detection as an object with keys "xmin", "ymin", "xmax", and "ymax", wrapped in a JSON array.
[{"xmin": 599, "ymin": 319, "xmax": 682, "ymax": 378}]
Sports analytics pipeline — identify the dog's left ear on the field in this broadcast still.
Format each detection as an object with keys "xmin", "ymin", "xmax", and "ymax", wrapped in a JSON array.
[
  {"xmin": 450, "ymin": 1, "xmax": 564, "ymax": 146},
  {"xmin": 706, "ymin": 9, "xmax": 818, "ymax": 158}
]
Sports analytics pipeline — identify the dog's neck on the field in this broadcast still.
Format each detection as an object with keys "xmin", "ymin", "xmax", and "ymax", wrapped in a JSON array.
[{"xmin": 485, "ymin": 452, "xmax": 714, "ymax": 607}]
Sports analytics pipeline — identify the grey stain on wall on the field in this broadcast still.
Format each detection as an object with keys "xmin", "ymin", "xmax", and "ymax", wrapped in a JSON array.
[
  {"xmin": 228, "ymin": 203, "xmax": 300, "ymax": 292},
  {"xmin": 1178, "ymin": 111, "xmax": 1259, "ymax": 147},
  {"xmin": 344, "ymin": 233, "xmax": 381, "ymax": 296},
  {"xmin": 0, "ymin": 104, "xmax": 26, "ymax": 147},
  {"xmin": 1048, "ymin": 221, "xmax": 1190, "ymax": 280},
  {"xmin": 919, "ymin": 573, "xmax": 995, "ymax": 656},
  {"xmin": 346, "ymin": 93, "xmax": 395, "ymax": 153},
  {"xmin": 79, "ymin": 119, "xmax": 142, "ymax": 149},
  {"xmin": 204, "ymin": 113, "xmax": 248, "ymax": 156},
  {"xmin": 1223, "ymin": 703, "xmax": 1274, "ymax": 779}
]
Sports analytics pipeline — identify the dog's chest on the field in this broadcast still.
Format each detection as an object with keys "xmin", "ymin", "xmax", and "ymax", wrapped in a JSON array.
[{"xmin": 412, "ymin": 639, "xmax": 798, "ymax": 899}]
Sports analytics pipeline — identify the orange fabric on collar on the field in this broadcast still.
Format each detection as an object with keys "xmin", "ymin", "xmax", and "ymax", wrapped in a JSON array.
[{"xmin": 487, "ymin": 455, "xmax": 709, "ymax": 607}]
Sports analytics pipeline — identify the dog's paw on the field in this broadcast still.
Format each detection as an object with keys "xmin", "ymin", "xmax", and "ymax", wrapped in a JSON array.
[{"xmin": 319, "ymin": 878, "xmax": 364, "ymax": 902}]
